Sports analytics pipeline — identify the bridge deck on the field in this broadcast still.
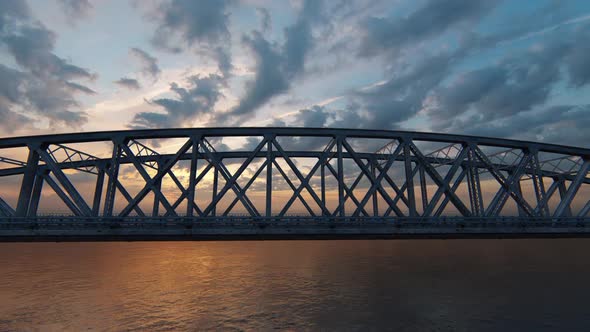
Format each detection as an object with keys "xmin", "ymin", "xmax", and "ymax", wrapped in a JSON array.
[{"xmin": 2, "ymin": 217, "xmax": 589, "ymax": 241}]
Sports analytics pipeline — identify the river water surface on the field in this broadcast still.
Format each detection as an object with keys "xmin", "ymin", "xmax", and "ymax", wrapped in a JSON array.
[{"xmin": 1, "ymin": 239, "xmax": 589, "ymax": 331}]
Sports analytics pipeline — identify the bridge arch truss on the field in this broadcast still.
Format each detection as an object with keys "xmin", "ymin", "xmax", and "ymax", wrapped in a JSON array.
[{"xmin": 0, "ymin": 128, "xmax": 588, "ymax": 222}]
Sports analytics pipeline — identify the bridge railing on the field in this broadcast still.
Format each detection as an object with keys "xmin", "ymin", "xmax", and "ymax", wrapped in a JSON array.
[{"xmin": 1, "ymin": 216, "xmax": 589, "ymax": 225}]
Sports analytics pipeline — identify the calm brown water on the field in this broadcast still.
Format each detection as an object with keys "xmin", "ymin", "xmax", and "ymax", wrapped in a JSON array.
[{"xmin": 1, "ymin": 239, "xmax": 590, "ymax": 331}]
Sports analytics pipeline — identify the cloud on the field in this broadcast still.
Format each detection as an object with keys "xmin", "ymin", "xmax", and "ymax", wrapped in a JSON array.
[
  {"xmin": 0, "ymin": 102, "xmax": 32, "ymax": 133},
  {"xmin": 256, "ymin": 7, "xmax": 271, "ymax": 32},
  {"xmin": 244, "ymin": 0, "xmax": 498, "ymax": 134},
  {"xmin": 0, "ymin": 65, "xmax": 26, "ymax": 103},
  {"xmin": 143, "ymin": 0, "xmax": 235, "ymax": 77},
  {"xmin": 218, "ymin": 30, "xmax": 287, "ymax": 123},
  {"xmin": 213, "ymin": 46, "xmax": 232, "ymax": 78},
  {"xmin": 129, "ymin": 47, "xmax": 161, "ymax": 80},
  {"xmin": 295, "ymin": 0, "xmax": 590, "ymax": 148},
  {"xmin": 217, "ymin": 0, "xmax": 325, "ymax": 124},
  {"xmin": 58, "ymin": 0, "xmax": 93, "ymax": 24},
  {"xmin": 427, "ymin": 25, "xmax": 590, "ymax": 134},
  {"xmin": 293, "ymin": 105, "xmax": 330, "ymax": 128},
  {"xmin": 307, "ymin": 0, "xmax": 502, "ymax": 133},
  {"xmin": 0, "ymin": 64, "xmax": 32, "ymax": 132},
  {"xmin": 451, "ymin": 105, "xmax": 590, "ymax": 148},
  {"xmin": 353, "ymin": 52, "xmax": 455, "ymax": 129},
  {"xmin": 151, "ymin": 0, "xmax": 233, "ymax": 47},
  {"xmin": 264, "ymin": 9, "xmax": 590, "ymax": 149},
  {"xmin": 0, "ymin": 2, "xmax": 95, "ymax": 132},
  {"xmin": 0, "ymin": 1, "xmax": 30, "ymax": 23},
  {"xmin": 65, "ymin": 81, "xmax": 97, "ymax": 94},
  {"xmin": 564, "ymin": 26, "xmax": 590, "ymax": 87},
  {"xmin": 244, "ymin": 104, "xmax": 370, "ymax": 151},
  {"xmin": 273, "ymin": 106, "xmax": 332, "ymax": 150},
  {"xmin": 2, "ymin": 25, "xmax": 94, "ymax": 80},
  {"xmin": 129, "ymin": 74, "xmax": 224, "ymax": 128},
  {"xmin": 358, "ymin": 0, "xmax": 497, "ymax": 57},
  {"xmin": 114, "ymin": 78, "xmax": 141, "ymax": 90}
]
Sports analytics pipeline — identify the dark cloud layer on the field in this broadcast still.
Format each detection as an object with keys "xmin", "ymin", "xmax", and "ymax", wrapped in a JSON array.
[
  {"xmin": 428, "ymin": 25, "xmax": 590, "ymax": 135},
  {"xmin": 2, "ymin": 0, "xmax": 586, "ymax": 151},
  {"xmin": 65, "ymin": 81, "xmax": 96, "ymax": 95},
  {"xmin": 123, "ymin": 0, "xmax": 590, "ymax": 148},
  {"xmin": 146, "ymin": 0, "xmax": 234, "ymax": 77},
  {"xmin": 151, "ymin": 0, "xmax": 233, "ymax": 47},
  {"xmin": 321, "ymin": 0, "xmax": 501, "ymax": 132},
  {"xmin": 0, "ymin": 65, "xmax": 32, "ymax": 132},
  {"xmin": 129, "ymin": 74, "xmax": 224, "ymax": 128},
  {"xmin": 221, "ymin": 0, "xmax": 496, "ymax": 129},
  {"xmin": 354, "ymin": 52, "xmax": 456, "ymax": 129},
  {"xmin": 451, "ymin": 105, "xmax": 590, "ymax": 148},
  {"xmin": 114, "ymin": 78, "xmax": 141, "ymax": 90},
  {"xmin": 217, "ymin": 0, "xmax": 325, "ymax": 125},
  {"xmin": 241, "ymin": 0, "xmax": 590, "ymax": 150},
  {"xmin": 256, "ymin": 7, "xmax": 271, "ymax": 33},
  {"xmin": 0, "ymin": 0, "xmax": 30, "ymax": 26},
  {"xmin": 358, "ymin": 0, "xmax": 496, "ymax": 57},
  {"xmin": 0, "ymin": 0, "xmax": 95, "ymax": 132},
  {"xmin": 58, "ymin": 0, "xmax": 93, "ymax": 24},
  {"xmin": 130, "ymin": 47, "xmax": 161, "ymax": 80}
]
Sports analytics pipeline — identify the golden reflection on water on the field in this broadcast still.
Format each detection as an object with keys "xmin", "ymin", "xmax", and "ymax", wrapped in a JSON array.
[{"xmin": 1, "ymin": 239, "xmax": 590, "ymax": 331}]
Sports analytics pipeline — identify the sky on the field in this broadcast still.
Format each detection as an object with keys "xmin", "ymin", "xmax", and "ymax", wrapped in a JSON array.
[
  {"xmin": 1, "ymin": 0, "xmax": 590, "ymax": 215},
  {"xmin": 0, "ymin": 0, "xmax": 590, "ymax": 148}
]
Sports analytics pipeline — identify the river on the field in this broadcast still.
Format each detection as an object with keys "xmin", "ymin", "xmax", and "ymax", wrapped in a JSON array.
[{"xmin": 1, "ymin": 239, "xmax": 589, "ymax": 331}]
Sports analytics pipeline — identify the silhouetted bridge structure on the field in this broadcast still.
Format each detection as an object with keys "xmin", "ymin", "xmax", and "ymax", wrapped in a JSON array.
[{"xmin": 0, "ymin": 128, "xmax": 589, "ymax": 241}]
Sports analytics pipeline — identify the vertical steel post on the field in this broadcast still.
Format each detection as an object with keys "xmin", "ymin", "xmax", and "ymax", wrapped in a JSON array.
[
  {"xmin": 419, "ymin": 165, "xmax": 427, "ymax": 215},
  {"xmin": 372, "ymin": 160, "xmax": 379, "ymax": 216},
  {"xmin": 403, "ymin": 142, "xmax": 416, "ymax": 217},
  {"xmin": 152, "ymin": 160, "xmax": 162, "ymax": 217},
  {"xmin": 28, "ymin": 170, "xmax": 46, "ymax": 216},
  {"xmin": 103, "ymin": 142, "xmax": 121, "ymax": 217},
  {"xmin": 531, "ymin": 151, "xmax": 548, "ymax": 217},
  {"xmin": 465, "ymin": 147, "xmax": 484, "ymax": 216},
  {"xmin": 557, "ymin": 178, "xmax": 573, "ymax": 217},
  {"xmin": 187, "ymin": 137, "xmax": 198, "ymax": 217},
  {"xmin": 515, "ymin": 179, "xmax": 525, "ymax": 217},
  {"xmin": 321, "ymin": 162, "xmax": 326, "ymax": 216},
  {"xmin": 266, "ymin": 137, "xmax": 272, "ymax": 218},
  {"xmin": 337, "ymin": 136, "xmax": 344, "ymax": 217},
  {"xmin": 212, "ymin": 166, "xmax": 219, "ymax": 217},
  {"xmin": 92, "ymin": 167, "xmax": 105, "ymax": 216},
  {"xmin": 16, "ymin": 145, "xmax": 40, "ymax": 217}
]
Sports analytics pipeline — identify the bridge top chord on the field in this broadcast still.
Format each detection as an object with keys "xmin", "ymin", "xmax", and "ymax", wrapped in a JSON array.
[
  {"xmin": 0, "ymin": 127, "xmax": 588, "ymax": 240},
  {"xmin": 0, "ymin": 127, "xmax": 588, "ymax": 156}
]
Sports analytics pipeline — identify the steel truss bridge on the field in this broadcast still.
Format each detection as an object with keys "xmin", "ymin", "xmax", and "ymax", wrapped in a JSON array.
[{"xmin": 0, "ymin": 127, "xmax": 589, "ymax": 241}]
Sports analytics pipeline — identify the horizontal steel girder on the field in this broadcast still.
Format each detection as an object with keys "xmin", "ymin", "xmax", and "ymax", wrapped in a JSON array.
[
  {"xmin": 0, "ymin": 151, "xmax": 588, "ymax": 183},
  {"xmin": 0, "ymin": 127, "xmax": 588, "ymax": 156},
  {"xmin": 0, "ymin": 127, "xmax": 587, "ymax": 220}
]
